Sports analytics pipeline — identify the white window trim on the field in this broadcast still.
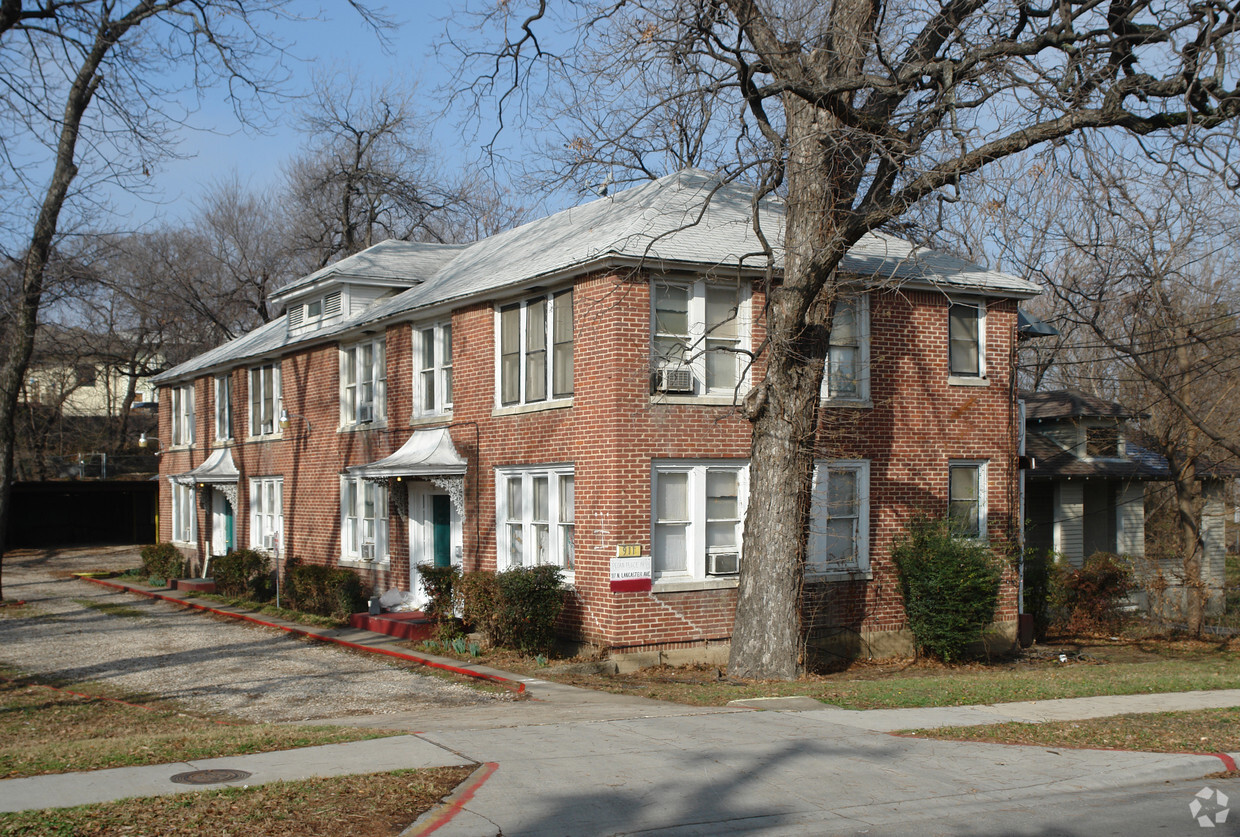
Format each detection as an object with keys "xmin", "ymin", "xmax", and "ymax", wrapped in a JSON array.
[
  {"xmin": 248, "ymin": 362, "xmax": 282, "ymax": 439},
  {"xmin": 170, "ymin": 384, "xmax": 195, "ymax": 448},
  {"xmin": 495, "ymin": 464, "xmax": 575, "ymax": 575},
  {"xmin": 651, "ymin": 460, "xmax": 748, "ymax": 581},
  {"xmin": 248, "ymin": 477, "xmax": 284, "ymax": 554},
  {"xmin": 214, "ymin": 374, "xmax": 233, "ymax": 442},
  {"xmin": 948, "ymin": 299, "xmax": 988, "ymax": 384},
  {"xmin": 948, "ymin": 459, "xmax": 990, "ymax": 541},
  {"xmin": 494, "ymin": 289, "xmax": 574, "ymax": 409},
  {"xmin": 413, "ymin": 322, "xmax": 453, "ymax": 419},
  {"xmin": 340, "ymin": 475, "xmax": 390, "ymax": 565},
  {"xmin": 807, "ymin": 459, "xmax": 871, "ymax": 578},
  {"xmin": 820, "ymin": 294, "xmax": 871, "ymax": 405},
  {"xmin": 171, "ymin": 482, "xmax": 196, "ymax": 545},
  {"xmin": 650, "ymin": 278, "xmax": 752, "ymax": 399},
  {"xmin": 339, "ymin": 337, "xmax": 387, "ymax": 429}
]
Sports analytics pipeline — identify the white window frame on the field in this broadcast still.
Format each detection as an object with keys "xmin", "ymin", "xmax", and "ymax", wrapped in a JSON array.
[
  {"xmin": 651, "ymin": 461, "xmax": 748, "ymax": 580},
  {"xmin": 495, "ymin": 465, "xmax": 575, "ymax": 573},
  {"xmin": 496, "ymin": 289, "xmax": 574, "ymax": 408},
  {"xmin": 248, "ymin": 362, "xmax": 282, "ymax": 438},
  {"xmin": 413, "ymin": 322, "xmax": 453, "ymax": 418},
  {"xmin": 341, "ymin": 475, "xmax": 389, "ymax": 564},
  {"xmin": 340, "ymin": 337, "xmax": 387, "ymax": 428},
  {"xmin": 651, "ymin": 278, "xmax": 751, "ymax": 398},
  {"xmin": 249, "ymin": 477, "xmax": 284, "ymax": 554},
  {"xmin": 171, "ymin": 482, "xmax": 196, "ymax": 544},
  {"xmin": 948, "ymin": 459, "xmax": 989, "ymax": 540},
  {"xmin": 820, "ymin": 294, "xmax": 870, "ymax": 403},
  {"xmin": 948, "ymin": 299, "xmax": 987, "ymax": 382},
  {"xmin": 170, "ymin": 384, "xmax": 195, "ymax": 447},
  {"xmin": 808, "ymin": 460, "xmax": 871, "ymax": 576},
  {"xmin": 214, "ymin": 374, "xmax": 233, "ymax": 442}
]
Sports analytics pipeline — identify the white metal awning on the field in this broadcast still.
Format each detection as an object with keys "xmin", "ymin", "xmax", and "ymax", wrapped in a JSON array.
[
  {"xmin": 170, "ymin": 447, "xmax": 240, "ymax": 486},
  {"xmin": 346, "ymin": 428, "xmax": 467, "ymax": 479}
]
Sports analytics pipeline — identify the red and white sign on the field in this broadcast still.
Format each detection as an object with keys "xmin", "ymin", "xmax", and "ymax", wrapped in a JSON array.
[{"xmin": 610, "ymin": 554, "xmax": 652, "ymax": 593}]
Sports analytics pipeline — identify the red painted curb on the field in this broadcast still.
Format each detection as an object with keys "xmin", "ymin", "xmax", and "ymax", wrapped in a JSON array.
[
  {"xmin": 407, "ymin": 761, "xmax": 499, "ymax": 835},
  {"xmin": 81, "ymin": 577, "xmax": 525, "ymax": 695},
  {"xmin": 1202, "ymin": 752, "xmax": 1238, "ymax": 771}
]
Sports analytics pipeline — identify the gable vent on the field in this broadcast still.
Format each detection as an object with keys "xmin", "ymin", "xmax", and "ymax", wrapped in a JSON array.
[
  {"xmin": 323, "ymin": 291, "xmax": 342, "ymax": 317},
  {"xmin": 288, "ymin": 306, "xmax": 304, "ymax": 329}
]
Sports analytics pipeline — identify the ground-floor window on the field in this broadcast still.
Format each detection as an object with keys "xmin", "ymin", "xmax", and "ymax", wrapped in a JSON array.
[
  {"xmin": 948, "ymin": 460, "xmax": 989, "ymax": 540},
  {"xmin": 171, "ymin": 482, "xmax": 196, "ymax": 544},
  {"xmin": 807, "ymin": 460, "xmax": 870, "ymax": 575},
  {"xmin": 341, "ymin": 476, "xmax": 388, "ymax": 562},
  {"xmin": 249, "ymin": 477, "xmax": 283, "ymax": 553},
  {"xmin": 652, "ymin": 461, "xmax": 747, "ymax": 579},
  {"xmin": 496, "ymin": 465, "xmax": 574, "ymax": 571}
]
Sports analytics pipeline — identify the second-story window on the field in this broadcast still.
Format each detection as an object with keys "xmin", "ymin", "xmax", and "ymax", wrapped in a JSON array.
[
  {"xmin": 341, "ymin": 337, "xmax": 386, "ymax": 427},
  {"xmin": 249, "ymin": 362, "xmax": 281, "ymax": 437},
  {"xmin": 652, "ymin": 280, "xmax": 747, "ymax": 397},
  {"xmin": 821, "ymin": 294, "xmax": 870, "ymax": 403},
  {"xmin": 414, "ymin": 323, "xmax": 452, "ymax": 417},
  {"xmin": 214, "ymin": 374, "xmax": 233, "ymax": 441},
  {"xmin": 949, "ymin": 301, "xmax": 986, "ymax": 379},
  {"xmin": 170, "ymin": 383, "xmax": 195, "ymax": 447},
  {"xmin": 498, "ymin": 289, "xmax": 573, "ymax": 407}
]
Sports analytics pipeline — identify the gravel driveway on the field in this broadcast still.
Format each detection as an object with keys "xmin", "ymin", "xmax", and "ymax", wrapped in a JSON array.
[{"xmin": 0, "ymin": 546, "xmax": 495, "ymax": 723}]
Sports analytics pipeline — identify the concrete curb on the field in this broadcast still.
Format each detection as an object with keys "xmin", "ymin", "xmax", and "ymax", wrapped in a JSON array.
[
  {"xmin": 80, "ymin": 576, "xmax": 526, "ymax": 695},
  {"xmin": 401, "ymin": 761, "xmax": 500, "ymax": 836}
]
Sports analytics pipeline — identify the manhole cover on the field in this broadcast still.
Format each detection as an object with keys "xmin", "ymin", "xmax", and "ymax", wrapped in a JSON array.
[{"xmin": 169, "ymin": 768, "xmax": 252, "ymax": 785}]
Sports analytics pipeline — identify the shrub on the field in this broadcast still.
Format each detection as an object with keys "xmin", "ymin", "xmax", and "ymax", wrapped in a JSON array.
[
  {"xmin": 417, "ymin": 564, "xmax": 461, "ymax": 625},
  {"xmin": 285, "ymin": 561, "xmax": 369, "ymax": 619},
  {"xmin": 140, "ymin": 543, "xmax": 183, "ymax": 581},
  {"xmin": 212, "ymin": 549, "xmax": 273, "ymax": 601},
  {"xmin": 456, "ymin": 570, "xmax": 502, "ymax": 643},
  {"xmin": 493, "ymin": 565, "xmax": 565, "ymax": 654},
  {"xmin": 892, "ymin": 517, "xmax": 1004, "ymax": 663},
  {"xmin": 1022, "ymin": 548, "xmax": 1054, "ymax": 642},
  {"xmin": 1056, "ymin": 552, "xmax": 1134, "ymax": 633}
]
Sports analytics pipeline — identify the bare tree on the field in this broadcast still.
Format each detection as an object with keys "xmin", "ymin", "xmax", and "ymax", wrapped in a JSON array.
[
  {"xmin": 451, "ymin": 0, "xmax": 1240, "ymax": 678},
  {"xmin": 0, "ymin": 0, "xmax": 389, "ymax": 599}
]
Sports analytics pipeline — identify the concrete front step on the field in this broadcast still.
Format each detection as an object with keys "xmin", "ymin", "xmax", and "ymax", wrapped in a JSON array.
[{"xmin": 348, "ymin": 610, "xmax": 434, "ymax": 642}]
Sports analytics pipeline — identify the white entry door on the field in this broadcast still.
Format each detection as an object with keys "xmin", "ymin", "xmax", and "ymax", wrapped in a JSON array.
[
  {"xmin": 211, "ymin": 490, "xmax": 235, "ymax": 557},
  {"xmin": 407, "ymin": 483, "xmax": 462, "ymax": 610}
]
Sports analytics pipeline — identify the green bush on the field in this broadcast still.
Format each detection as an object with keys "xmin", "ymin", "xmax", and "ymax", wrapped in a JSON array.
[
  {"xmin": 417, "ymin": 563, "xmax": 461, "ymax": 625},
  {"xmin": 140, "ymin": 543, "xmax": 183, "ymax": 581},
  {"xmin": 212, "ymin": 549, "xmax": 273, "ymax": 601},
  {"xmin": 1022, "ymin": 548, "xmax": 1054, "ymax": 642},
  {"xmin": 1056, "ymin": 552, "xmax": 1134, "ymax": 633},
  {"xmin": 892, "ymin": 517, "xmax": 1004, "ymax": 663},
  {"xmin": 284, "ymin": 560, "xmax": 369, "ymax": 619},
  {"xmin": 494, "ymin": 565, "xmax": 565, "ymax": 654},
  {"xmin": 457, "ymin": 570, "xmax": 502, "ymax": 642}
]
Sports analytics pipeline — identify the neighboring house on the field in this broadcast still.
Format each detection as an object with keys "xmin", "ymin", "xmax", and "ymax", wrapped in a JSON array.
[
  {"xmin": 152, "ymin": 169, "xmax": 1039, "ymax": 663},
  {"xmin": 1022, "ymin": 387, "xmax": 1229, "ymax": 616}
]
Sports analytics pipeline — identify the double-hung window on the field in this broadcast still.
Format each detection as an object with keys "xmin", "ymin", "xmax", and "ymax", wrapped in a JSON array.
[
  {"xmin": 171, "ymin": 482, "xmax": 196, "ymax": 544},
  {"xmin": 341, "ymin": 337, "xmax": 386, "ymax": 427},
  {"xmin": 652, "ymin": 461, "xmax": 747, "ymax": 578},
  {"xmin": 414, "ymin": 323, "xmax": 452, "ymax": 417},
  {"xmin": 341, "ymin": 476, "xmax": 388, "ymax": 562},
  {"xmin": 652, "ymin": 280, "xmax": 747, "ymax": 396},
  {"xmin": 808, "ymin": 460, "xmax": 870, "ymax": 575},
  {"xmin": 249, "ymin": 477, "xmax": 283, "ymax": 553},
  {"xmin": 498, "ymin": 290, "xmax": 573, "ymax": 407},
  {"xmin": 214, "ymin": 374, "xmax": 233, "ymax": 441},
  {"xmin": 948, "ymin": 460, "xmax": 988, "ymax": 539},
  {"xmin": 948, "ymin": 301, "xmax": 986, "ymax": 380},
  {"xmin": 496, "ymin": 466, "xmax": 575, "ymax": 570},
  {"xmin": 821, "ymin": 295, "xmax": 870, "ymax": 402},
  {"xmin": 248, "ymin": 363, "xmax": 281, "ymax": 437},
  {"xmin": 170, "ymin": 384, "xmax": 195, "ymax": 447}
]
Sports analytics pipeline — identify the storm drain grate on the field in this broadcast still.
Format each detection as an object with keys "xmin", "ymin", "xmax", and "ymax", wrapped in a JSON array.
[{"xmin": 169, "ymin": 768, "xmax": 252, "ymax": 785}]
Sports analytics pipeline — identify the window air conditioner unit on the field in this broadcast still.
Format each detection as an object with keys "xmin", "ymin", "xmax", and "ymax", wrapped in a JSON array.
[
  {"xmin": 262, "ymin": 534, "xmax": 274, "ymax": 551},
  {"xmin": 707, "ymin": 551, "xmax": 740, "ymax": 576},
  {"xmin": 357, "ymin": 402, "xmax": 374, "ymax": 423},
  {"xmin": 652, "ymin": 365, "xmax": 694, "ymax": 394},
  {"xmin": 360, "ymin": 542, "xmax": 375, "ymax": 561}
]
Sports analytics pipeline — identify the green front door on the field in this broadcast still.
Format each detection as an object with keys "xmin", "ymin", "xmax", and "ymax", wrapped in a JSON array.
[
  {"xmin": 431, "ymin": 495, "xmax": 451, "ymax": 568},
  {"xmin": 224, "ymin": 499, "xmax": 235, "ymax": 553}
]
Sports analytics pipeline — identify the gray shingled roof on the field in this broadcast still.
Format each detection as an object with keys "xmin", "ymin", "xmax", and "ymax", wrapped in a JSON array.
[
  {"xmin": 155, "ymin": 169, "xmax": 1040, "ymax": 385},
  {"xmin": 1022, "ymin": 388, "xmax": 1140, "ymax": 422}
]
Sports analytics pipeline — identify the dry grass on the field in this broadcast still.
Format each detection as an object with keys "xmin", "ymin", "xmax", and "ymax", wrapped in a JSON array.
[
  {"xmin": 0, "ymin": 767, "xmax": 474, "ymax": 836},
  {"xmin": 903, "ymin": 707, "xmax": 1240, "ymax": 753}
]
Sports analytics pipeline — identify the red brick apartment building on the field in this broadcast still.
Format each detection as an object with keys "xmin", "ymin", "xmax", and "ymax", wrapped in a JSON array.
[{"xmin": 153, "ymin": 170, "xmax": 1039, "ymax": 663}]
